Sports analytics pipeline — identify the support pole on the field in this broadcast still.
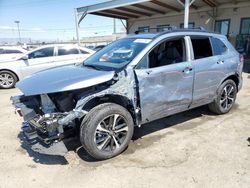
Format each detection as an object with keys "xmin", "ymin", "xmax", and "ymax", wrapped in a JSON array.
[
  {"xmin": 184, "ymin": 0, "xmax": 190, "ymax": 28},
  {"xmin": 74, "ymin": 8, "xmax": 80, "ymax": 45},
  {"xmin": 113, "ymin": 18, "xmax": 117, "ymax": 34}
]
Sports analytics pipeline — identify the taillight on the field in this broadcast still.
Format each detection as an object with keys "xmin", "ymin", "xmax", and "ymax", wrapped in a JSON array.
[{"xmin": 240, "ymin": 54, "xmax": 244, "ymax": 63}]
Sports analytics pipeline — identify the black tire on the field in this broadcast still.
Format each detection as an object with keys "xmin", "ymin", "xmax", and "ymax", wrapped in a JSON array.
[
  {"xmin": 0, "ymin": 70, "xmax": 18, "ymax": 89},
  {"xmin": 80, "ymin": 103, "xmax": 134, "ymax": 160},
  {"xmin": 208, "ymin": 79, "xmax": 237, "ymax": 114}
]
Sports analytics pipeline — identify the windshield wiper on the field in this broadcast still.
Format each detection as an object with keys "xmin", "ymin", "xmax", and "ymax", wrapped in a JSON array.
[{"xmin": 84, "ymin": 64, "xmax": 102, "ymax": 70}]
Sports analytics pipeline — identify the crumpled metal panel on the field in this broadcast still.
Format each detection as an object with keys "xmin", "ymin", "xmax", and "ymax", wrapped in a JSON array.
[
  {"xmin": 135, "ymin": 62, "xmax": 194, "ymax": 124},
  {"xmin": 75, "ymin": 68, "xmax": 136, "ymax": 111},
  {"xmin": 16, "ymin": 65, "xmax": 115, "ymax": 96}
]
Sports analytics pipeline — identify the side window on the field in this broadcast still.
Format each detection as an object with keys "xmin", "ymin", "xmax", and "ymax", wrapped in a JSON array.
[
  {"xmin": 157, "ymin": 25, "xmax": 170, "ymax": 32},
  {"xmin": 138, "ymin": 26, "xmax": 150, "ymax": 33},
  {"xmin": 79, "ymin": 49, "xmax": 88, "ymax": 54},
  {"xmin": 191, "ymin": 37, "xmax": 213, "ymax": 59},
  {"xmin": 28, "ymin": 47, "xmax": 54, "ymax": 59},
  {"xmin": 211, "ymin": 37, "xmax": 228, "ymax": 55},
  {"xmin": 4, "ymin": 49, "xmax": 23, "ymax": 54},
  {"xmin": 58, "ymin": 47, "xmax": 79, "ymax": 56},
  {"xmin": 137, "ymin": 38, "xmax": 186, "ymax": 69},
  {"xmin": 0, "ymin": 49, "xmax": 4, "ymax": 54}
]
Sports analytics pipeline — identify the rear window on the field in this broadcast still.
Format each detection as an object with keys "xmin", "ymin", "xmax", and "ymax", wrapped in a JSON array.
[
  {"xmin": 58, "ymin": 47, "xmax": 79, "ymax": 56},
  {"xmin": 4, "ymin": 49, "xmax": 23, "ymax": 54},
  {"xmin": 79, "ymin": 49, "xmax": 88, "ymax": 54},
  {"xmin": 191, "ymin": 37, "xmax": 213, "ymax": 60},
  {"xmin": 211, "ymin": 37, "xmax": 228, "ymax": 55}
]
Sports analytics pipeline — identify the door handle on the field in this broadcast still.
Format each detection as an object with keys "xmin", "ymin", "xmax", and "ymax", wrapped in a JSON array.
[
  {"xmin": 146, "ymin": 70, "xmax": 153, "ymax": 75},
  {"xmin": 182, "ymin": 67, "xmax": 193, "ymax": 73},
  {"xmin": 217, "ymin": 60, "xmax": 224, "ymax": 64}
]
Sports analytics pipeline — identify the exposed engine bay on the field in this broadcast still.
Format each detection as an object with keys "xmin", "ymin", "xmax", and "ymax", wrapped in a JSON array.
[{"xmin": 10, "ymin": 67, "xmax": 138, "ymax": 157}]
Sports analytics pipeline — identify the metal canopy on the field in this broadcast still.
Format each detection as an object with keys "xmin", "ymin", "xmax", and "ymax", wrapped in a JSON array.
[
  {"xmin": 76, "ymin": 0, "xmax": 245, "ymax": 21},
  {"xmin": 75, "ymin": 0, "xmax": 249, "ymax": 44}
]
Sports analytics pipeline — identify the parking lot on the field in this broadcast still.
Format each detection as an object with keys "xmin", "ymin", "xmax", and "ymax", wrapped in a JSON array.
[{"xmin": 0, "ymin": 73, "xmax": 249, "ymax": 188}]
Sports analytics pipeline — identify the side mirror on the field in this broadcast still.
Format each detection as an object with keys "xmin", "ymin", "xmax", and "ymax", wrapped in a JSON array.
[{"xmin": 20, "ymin": 55, "xmax": 28, "ymax": 60}]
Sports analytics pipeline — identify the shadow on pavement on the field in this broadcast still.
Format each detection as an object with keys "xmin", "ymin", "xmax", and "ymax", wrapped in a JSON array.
[
  {"xmin": 18, "ymin": 133, "xmax": 68, "ymax": 165},
  {"xmin": 17, "ymin": 105, "xmax": 217, "ymax": 164}
]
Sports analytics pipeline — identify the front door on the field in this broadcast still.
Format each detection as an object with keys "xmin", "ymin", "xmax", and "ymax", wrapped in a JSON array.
[
  {"xmin": 135, "ymin": 37, "xmax": 194, "ymax": 123},
  {"xmin": 21, "ymin": 47, "xmax": 56, "ymax": 78}
]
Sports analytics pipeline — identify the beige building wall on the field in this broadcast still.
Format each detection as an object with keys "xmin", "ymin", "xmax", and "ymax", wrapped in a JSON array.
[{"xmin": 128, "ymin": 2, "xmax": 250, "ymax": 46}]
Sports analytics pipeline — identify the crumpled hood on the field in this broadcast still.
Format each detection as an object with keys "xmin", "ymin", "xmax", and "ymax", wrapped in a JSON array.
[{"xmin": 16, "ymin": 65, "xmax": 115, "ymax": 96}]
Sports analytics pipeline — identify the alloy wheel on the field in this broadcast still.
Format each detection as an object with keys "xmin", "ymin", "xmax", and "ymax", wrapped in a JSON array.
[
  {"xmin": 220, "ymin": 84, "xmax": 236, "ymax": 110},
  {"xmin": 0, "ymin": 73, "xmax": 14, "ymax": 88},
  {"xmin": 94, "ymin": 114, "xmax": 128, "ymax": 152}
]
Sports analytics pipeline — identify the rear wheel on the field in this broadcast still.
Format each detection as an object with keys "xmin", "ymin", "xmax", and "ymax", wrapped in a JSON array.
[
  {"xmin": 208, "ymin": 79, "xmax": 237, "ymax": 114},
  {"xmin": 0, "ymin": 71, "xmax": 17, "ymax": 89},
  {"xmin": 80, "ymin": 103, "xmax": 134, "ymax": 160}
]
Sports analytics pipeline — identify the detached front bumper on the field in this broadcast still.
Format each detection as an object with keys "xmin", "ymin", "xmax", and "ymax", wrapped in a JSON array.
[
  {"xmin": 11, "ymin": 95, "xmax": 86, "ymax": 156},
  {"xmin": 21, "ymin": 122, "xmax": 68, "ymax": 156}
]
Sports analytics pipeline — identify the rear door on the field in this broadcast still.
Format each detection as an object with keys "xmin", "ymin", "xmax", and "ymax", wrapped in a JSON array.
[
  {"xmin": 21, "ymin": 47, "xmax": 56, "ymax": 78},
  {"xmin": 135, "ymin": 37, "xmax": 194, "ymax": 123},
  {"xmin": 189, "ymin": 36, "xmax": 228, "ymax": 108},
  {"xmin": 54, "ymin": 46, "xmax": 81, "ymax": 67}
]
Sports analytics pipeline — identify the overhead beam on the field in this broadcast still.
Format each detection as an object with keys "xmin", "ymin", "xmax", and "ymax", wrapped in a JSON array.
[
  {"xmin": 203, "ymin": 0, "xmax": 219, "ymax": 7},
  {"xmin": 132, "ymin": 3, "xmax": 166, "ymax": 14},
  {"xmin": 232, "ymin": 0, "xmax": 238, "ymax": 4},
  {"xmin": 90, "ymin": 12, "xmax": 128, "ymax": 20},
  {"xmin": 116, "ymin": 7, "xmax": 152, "ymax": 17},
  {"xmin": 102, "ymin": 10, "xmax": 139, "ymax": 18},
  {"xmin": 151, "ymin": 0, "xmax": 181, "ymax": 12},
  {"xmin": 180, "ymin": 0, "xmax": 198, "ymax": 9}
]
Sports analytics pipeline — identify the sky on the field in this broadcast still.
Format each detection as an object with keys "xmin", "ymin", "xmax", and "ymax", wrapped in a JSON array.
[{"xmin": 0, "ymin": 0, "xmax": 125, "ymax": 41}]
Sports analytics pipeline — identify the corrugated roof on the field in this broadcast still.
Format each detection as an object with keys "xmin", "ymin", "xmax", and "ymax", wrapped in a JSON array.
[{"xmin": 77, "ymin": 0, "xmax": 250, "ymax": 20}]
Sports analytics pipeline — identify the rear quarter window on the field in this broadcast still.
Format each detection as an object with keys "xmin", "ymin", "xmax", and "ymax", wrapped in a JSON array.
[
  {"xmin": 4, "ymin": 49, "xmax": 23, "ymax": 54},
  {"xmin": 58, "ymin": 47, "xmax": 79, "ymax": 55},
  {"xmin": 211, "ymin": 37, "xmax": 228, "ymax": 55}
]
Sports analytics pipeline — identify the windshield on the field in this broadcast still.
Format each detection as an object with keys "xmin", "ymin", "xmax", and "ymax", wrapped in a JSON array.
[{"xmin": 84, "ymin": 38, "xmax": 152, "ymax": 71}]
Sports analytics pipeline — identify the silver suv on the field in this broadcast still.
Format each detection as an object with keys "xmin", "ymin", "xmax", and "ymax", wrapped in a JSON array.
[{"xmin": 11, "ymin": 29, "xmax": 243, "ymax": 160}]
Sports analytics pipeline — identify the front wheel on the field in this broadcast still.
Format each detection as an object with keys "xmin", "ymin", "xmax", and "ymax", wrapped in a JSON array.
[
  {"xmin": 80, "ymin": 103, "xmax": 134, "ymax": 160},
  {"xmin": 208, "ymin": 79, "xmax": 237, "ymax": 114}
]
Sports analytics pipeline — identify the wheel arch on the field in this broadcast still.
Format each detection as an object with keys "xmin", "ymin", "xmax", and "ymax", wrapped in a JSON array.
[
  {"xmin": 221, "ymin": 74, "xmax": 239, "ymax": 92},
  {"xmin": 0, "ymin": 69, "xmax": 19, "ymax": 81},
  {"xmin": 82, "ymin": 94, "xmax": 137, "ymax": 124}
]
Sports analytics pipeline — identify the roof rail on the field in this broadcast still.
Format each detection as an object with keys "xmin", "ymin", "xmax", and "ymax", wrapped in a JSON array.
[
  {"xmin": 187, "ymin": 26, "xmax": 206, "ymax": 31},
  {"xmin": 135, "ymin": 26, "xmax": 178, "ymax": 34}
]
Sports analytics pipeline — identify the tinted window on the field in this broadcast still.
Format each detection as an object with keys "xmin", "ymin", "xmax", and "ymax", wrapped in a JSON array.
[
  {"xmin": 211, "ymin": 37, "xmax": 228, "ymax": 55},
  {"xmin": 180, "ymin": 22, "xmax": 195, "ymax": 29},
  {"xmin": 28, "ymin": 47, "xmax": 54, "ymax": 59},
  {"xmin": 138, "ymin": 26, "xmax": 150, "ymax": 33},
  {"xmin": 4, "ymin": 49, "xmax": 22, "ymax": 54},
  {"xmin": 0, "ymin": 49, "xmax": 4, "ymax": 54},
  {"xmin": 58, "ymin": 47, "xmax": 79, "ymax": 56},
  {"xmin": 157, "ymin": 25, "xmax": 170, "ymax": 32},
  {"xmin": 215, "ymin": 19, "xmax": 230, "ymax": 35},
  {"xmin": 147, "ymin": 38, "xmax": 186, "ymax": 68},
  {"xmin": 191, "ymin": 37, "xmax": 213, "ymax": 59},
  {"xmin": 79, "ymin": 49, "xmax": 88, "ymax": 54},
  {"xmin": 240, "ymin": 17, "xmax": 250, "ymax": 34}
]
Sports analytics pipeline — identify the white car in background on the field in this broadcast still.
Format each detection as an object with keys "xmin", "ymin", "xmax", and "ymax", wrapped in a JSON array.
[
  {"xmin": 0, "ymin": 46, "xmax": 27, "ymax": 61},
  {"xmin": 0, "ymin": 44, "xmax": 95, "ymax": 89}
]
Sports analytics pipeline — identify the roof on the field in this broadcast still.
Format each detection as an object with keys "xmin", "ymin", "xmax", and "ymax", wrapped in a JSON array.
[
  {"xmin": 135, "ymin": 29, "xmax": 224, "ymax": 37},
  {"xmin": 77, "ymin": 0, "xmax": 250, "ymax": 20}
]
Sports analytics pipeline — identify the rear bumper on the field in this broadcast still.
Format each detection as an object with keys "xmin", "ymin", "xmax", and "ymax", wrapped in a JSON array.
[
  {"xmin": 21, "ymin": 122, "xmax": 68, "ymax": 156},
  {"xmin": 238, "ymin": 74, "xmax": 243, "ymax": 91}
]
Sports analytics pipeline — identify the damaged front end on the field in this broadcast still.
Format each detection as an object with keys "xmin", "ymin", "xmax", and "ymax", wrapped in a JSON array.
[{"xmin": 11, "ymin": 92, "xmax": 87, "ymax": 156}]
